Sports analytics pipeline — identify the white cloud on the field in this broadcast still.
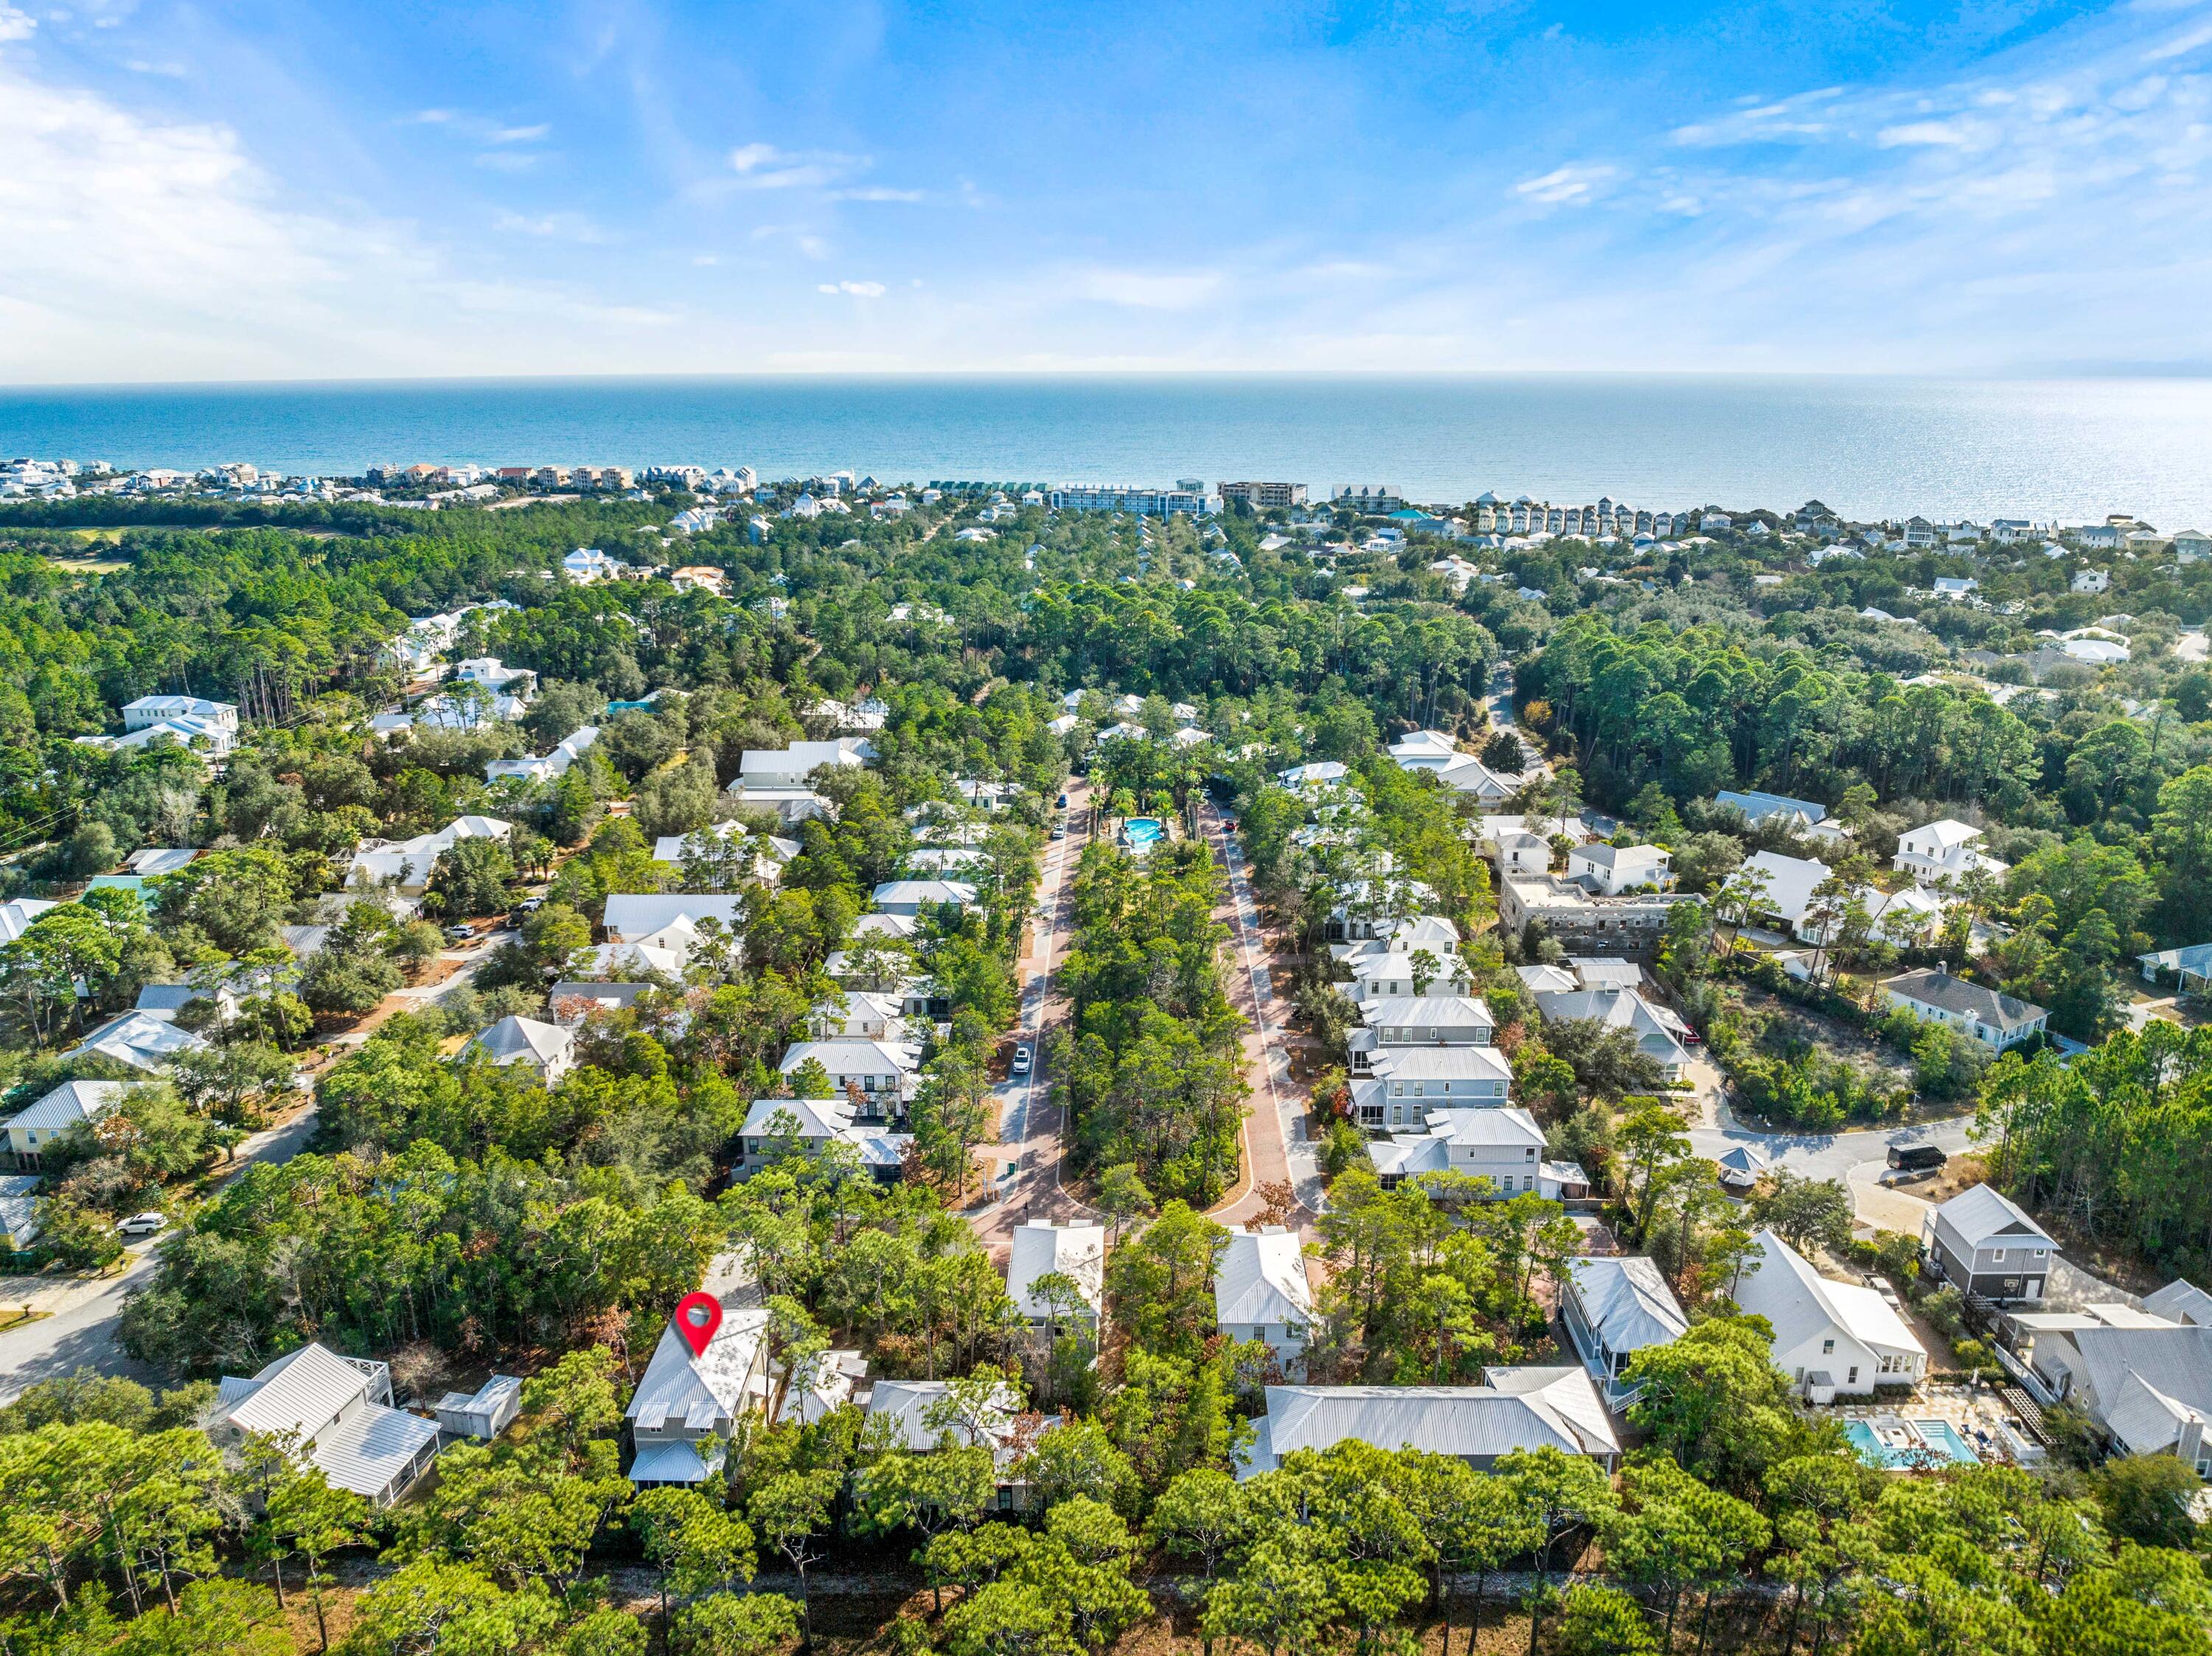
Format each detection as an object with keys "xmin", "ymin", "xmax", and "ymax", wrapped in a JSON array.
[
  {"xmin": 830, "ymin": 186, "xmax": 925, "ymax": 202},
  {"xmin": 1512, "ymin": 164, "xmax": 1618, "ymax": 204},
  {"xmin": 728, "ymin": 142, "xmax": 866, "ymax": 190},
  {"xmin": 489, "ymin": 122, "xmax": 550, "ymax": 145},
  {"xmin": 0, "ymin": 5, "xmax": 35, "ymax": 41},
  {"xmin": 493, "ymin": 210, "xmax": 605, "ymax": 243},
  {"xmin": 0, "ymin": 55, "xmax": 680, "ymax": 380},
  {"xmin": 1072, "ymin": 267, "xmax": 1225, "ymax": 309},
  {"xmin": 1877, "ymin": 119, "xmax": 1978, "ymax": 147},
  {"xmin": 816, "ymin": 279, "xmax": 886, "ymax": 296},
  {"xmin": 2144, "ymin": 18, "xmax": 2212, "ymax": 59}
]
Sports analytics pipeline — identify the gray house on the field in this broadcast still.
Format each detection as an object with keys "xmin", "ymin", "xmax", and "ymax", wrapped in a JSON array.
[{"xmin": 1922, "ymin": 1184, "xmax": 2056, "ymax": 1304}]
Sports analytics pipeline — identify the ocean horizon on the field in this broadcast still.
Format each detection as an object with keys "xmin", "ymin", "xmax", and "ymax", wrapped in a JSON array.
[{"xmin": 4, "ymin": 372, "xmax": 2211, "ymax": 526}]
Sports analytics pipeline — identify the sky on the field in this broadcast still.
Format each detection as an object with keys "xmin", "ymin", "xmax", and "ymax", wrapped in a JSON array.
[{"xmin": 1, "ymin": 0, "xmax": 2209, "ymax": 382}]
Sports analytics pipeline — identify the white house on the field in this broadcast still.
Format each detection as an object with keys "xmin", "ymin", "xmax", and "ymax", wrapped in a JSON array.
[
  {"xmin": 347, "ymin": 814, "xmax": 512, "ymax": 894},
  {"xmin": 1432, "ymin": 754, "xmax": 1522, "ymax": 802},
  {"xmin": 1350, "ymin": 1046, "xmax": 1514, "ymax": 1130},
  {"xmin": 1340, "ymin": 944, "xmax": 1472, "ymax": 1003},
  {"xmin": 1734, "ymin": 1229, "xmax": 1927, "ymax": 1401},
  {"xmin": 734, "ymin": 1096, "xmax": 912, "ymax": 1180},
  {"xmin": 1562, "ymin": 1255, "xmax": 1691, "ymax": 1407},
  {"xmin": 870, "ymin": 880, "xmax": 976, "ymax": 916},
  {"xmin": 737, "ymin": 737, "xmax": 875, "ymax": 788},
  {"xmin": 1277, "ymin": 761, "xmax": 1349, "ymax": 793},
  {"xmin": 599, "ymin": 893, "xmax": 744, "ymax": 944},
  {"xmin": 777, "ymin": 1037, "xmax": 922, "ymax": 1111},
  {"xmin": 64, "ymin": 1011, "xmax": 207, "ymax": 1073},
  {"xmin": 1371, "ymin": 1107, "xmax": 1582, "ymax": 1199},
  {"xmin": 1893, "ymin": 819, "xmax": 2007, "ymax": 884},
  {"xmin": 465, "ymin": 1015, "xmax": 577, "ymax": 1085},
  {"xmin": 1713, "ymin": 790, "xmax": 1846, "ymax": 843},
  {"xmin": 1882, "ymin": 968, "xmax": 2048, "ymax": 1051},
  {"xmin": 627, "ymin": 1308, "xmax": 772, "ymax": 1485},
  {"xmin": 0, "ymin": 898, "xmax": 60, "ymax": 944},
  {"xmin": 1528, "ymin": 986, "xmax": 1693, "ymax": 1082},
  {"xmin": 1478, "ymin": 815, "xmax": 1588, "ymax": 876},
  {"xmin": 1240, "ymin": 1371, "xmax": 1621, "ymax": 1478},
  {"xmin": 209, "ymin": 1343, "xmax": 442, "ymax": 1505},
  {"xmin": 2071, "ymin": 568, "xmax": 2110, "ymax": 594},
  {"xmin": 114, "ymin": 695, "xmax": 241, "ymax": 756},
  {"xmin": 1007, "ymin": 1220, "xmax": 1107, "ymax": 1330},
  {"xmin": 1387, "ymin": 730, "xmax": 1462, "ymax": 770},
  {"xmin": 1215, "ymin": 1226, "xmax": 1314, "ymax": 1368},
  {"xmin": 562, "ymin": 546, "xmax": 627, "ymax": 584},
  {"xmin": 484, "ymin": 725, "xmax": 600, "ymax": 787},
  {"xmin": 1742, "ymin": 849, "xmax": 1833, "ymax": 938},
  {"xmin": 1565, "ymin": 843, "xmax": 1671, "ymax": 895},
  {"xmin": 453, "ymin": 657, "xmax": 537, "ymax": 697},
  {"xmin": 1, "ymin": 1079, "xmax": 125, "ymax": 1169}
]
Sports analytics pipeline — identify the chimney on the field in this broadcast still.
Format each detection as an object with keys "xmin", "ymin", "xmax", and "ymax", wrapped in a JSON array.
[
  {"xmin": 2180, "ymin": 1414, "xmax": 2205, "ymax": 1472},
  {"xmin": 1937, "ymin": 959, "xmax": 1949, "ymax": 978}
]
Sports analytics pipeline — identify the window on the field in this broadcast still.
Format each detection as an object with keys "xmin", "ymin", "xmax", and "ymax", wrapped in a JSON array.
[
  {"xmin": 1821, "ymin": 1339, "xmax": 1834, "ymax": 1355},
  {"xmin": 1990, "ymin": 1250, "xmax": 2005, "ymax": 1263},
  {"xmin": 1525, "ymin": 1147, "xmax": 1537, "ymax": 1160},
  {"xmin": 1358, "ymin": 1104, "xmax": 1383, "ymax": 1127}
]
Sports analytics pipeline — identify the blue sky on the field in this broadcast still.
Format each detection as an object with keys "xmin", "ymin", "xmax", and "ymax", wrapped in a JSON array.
[{"xmin": 1, "ymin": 0, "xmax": 2208, "ymax": 380}]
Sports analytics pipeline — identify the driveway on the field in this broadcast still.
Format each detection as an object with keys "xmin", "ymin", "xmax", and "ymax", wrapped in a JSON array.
[
  {"xmin": 1201, "ymin": 801, "xmax": 1326, "ymax": 1228},
  {"xmin": 971, "ymin": 781, "xmax": 1094, "ymax": 1255}
]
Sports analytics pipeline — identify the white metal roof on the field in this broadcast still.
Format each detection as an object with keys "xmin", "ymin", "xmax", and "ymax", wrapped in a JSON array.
[
  {"xmin": 468, "ymin": 1015, "xmax": 572, "ymax": 1070},
  {"xmin": 311, "ymin": 1401, "xmax": 441, "ymax": 1498},
  {"xmin": 1215, "ymin": 1228, "xmax": 1314, "ymax": 1327},
  {"xmin": 2, "ymin": 1079, "xmax": 125, "ymax": 1138},
  {"xmin": 601, "ymin": 893, "xmax": 744, "ymax": 940},
  {"xmin": 1930, "ymin": 1183, "xmax": 2053, "ymax": 1252},
  {"xmin": 1736, "ymin": 1229, "xmax": 1925, "ymax": 1361},
  {"xmin": 1007, "ymin": 1221, "xmax": 1106, "ymax": 1317},
  {"xmin": 1567, "ymin": 1256, "xmax": 1689, "ymax": 1353},
  {"xmin": 223, "ymin": 1343, "xmax": 380, "ymax": 1437},
  {"xmin": 626, "ymin": 1309, "xmax": 770, "ymax": 1430},
  {"xmin": 1245, "ymin": 1371, "xmax": 1619, "ymax": 1476}
]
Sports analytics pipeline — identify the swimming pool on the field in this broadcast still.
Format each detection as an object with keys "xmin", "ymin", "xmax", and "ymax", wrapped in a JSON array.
[
  {"xmin": 1124, "ymin": 818, "xmax": 1164, "ymax": 848},
  {"xmin": 1845, "ymin": 1417, "xmax": 1980, "ymax": 1469}
]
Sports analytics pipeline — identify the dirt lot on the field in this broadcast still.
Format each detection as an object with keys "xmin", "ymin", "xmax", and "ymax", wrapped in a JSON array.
[{"xmin": 1733, "ymin": 980, "xmax": 1902, "ymax": 1077}]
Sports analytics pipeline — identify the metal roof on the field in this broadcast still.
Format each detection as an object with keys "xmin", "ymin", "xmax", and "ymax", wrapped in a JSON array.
[
  {"xmin": 1215, "ymin": 1228, "xmax": 1314, "ymax": 1327},
  {"xmin": 1244, "ymin": 1371, "xmax": 1619, "ymax": 1476}
]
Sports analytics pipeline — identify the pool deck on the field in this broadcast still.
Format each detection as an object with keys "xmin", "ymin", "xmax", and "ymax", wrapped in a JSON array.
[{"xmin": 1831, "ymin": 1383, "xmax": 2042, "ymax": 1468}]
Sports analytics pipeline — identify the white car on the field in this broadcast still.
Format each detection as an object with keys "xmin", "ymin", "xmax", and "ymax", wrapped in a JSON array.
[
  {"xmin": 1011, "ymin": 1044, "xmax": 1034, "ymax": 1076},
  {"xmin": 116, "ymin": 1211, "xmax": 167, "ymax": 1238}
]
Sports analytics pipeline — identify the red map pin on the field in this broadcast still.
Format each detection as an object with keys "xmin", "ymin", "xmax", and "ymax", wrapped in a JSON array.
[{"xmin": 674, "ymin": 1292, "xmax": 723, "ymax": 1359}]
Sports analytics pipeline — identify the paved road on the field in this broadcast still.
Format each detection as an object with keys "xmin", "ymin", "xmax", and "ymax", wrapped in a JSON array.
[
  {"xmin": 1201, "ymin": 801, "xmax": 1326, "ymax": 1228},
  {"xmin": 0, "ymin": 1099, "xmax": 331, "ymax": 1400},
  {"xmin": 0, "ymin": 930, "xmax": 510, "ymax": 1401},
  {"xmin": 971, "ymin": 779, "xmax": 1095, "ymax": 1254}
]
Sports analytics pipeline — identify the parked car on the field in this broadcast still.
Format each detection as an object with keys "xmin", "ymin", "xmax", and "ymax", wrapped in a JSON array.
[
  {"xmin": 1056, "ymin": 793, "xmax": 1068, "ymax": 808},
  {"xmin": 1011, "ymin": 1044, "xmax": 1034, "ymax": 1076},
  {"xmin": 1888, "ymin": 1143, "xmax": 1947, "ymax": 1172},
  {"xmin": 116, "ymin": 1211, "xmax": 167, "ymax": 1238},
  {"xmin": 444, "ymin": 924, "xmax": 476, "ymax": 943}
]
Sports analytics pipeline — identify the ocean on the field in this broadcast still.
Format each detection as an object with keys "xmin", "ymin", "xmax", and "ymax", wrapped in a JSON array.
[{"xmin": 3, "ymin": 375, "xmax": 2210, "ymax": 526}]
